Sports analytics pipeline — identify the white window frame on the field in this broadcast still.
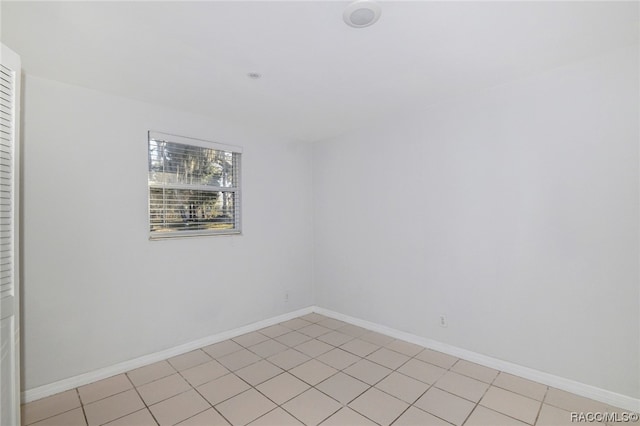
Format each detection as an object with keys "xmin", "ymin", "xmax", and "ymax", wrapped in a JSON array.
[{"xmin": 147, "ymin": 131, "xmax": 242, "ymax": 239}]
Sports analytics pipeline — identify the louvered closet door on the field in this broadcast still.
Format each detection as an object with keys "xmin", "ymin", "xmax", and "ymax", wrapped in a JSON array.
[{"xmin": 0, "ymin": 44, "xmax": 21, "ymax": 426}]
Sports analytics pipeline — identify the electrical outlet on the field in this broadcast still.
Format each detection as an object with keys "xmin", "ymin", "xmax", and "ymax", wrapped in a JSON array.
[{"xmin": 439, "ymin": 315, "xmax": 448, "ymax": 328}]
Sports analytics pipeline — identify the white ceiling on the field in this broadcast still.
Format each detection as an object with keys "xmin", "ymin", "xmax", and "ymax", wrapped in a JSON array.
[{"xmin": 2, "ymin": 1, "xmax": 638, "ymax": 142}]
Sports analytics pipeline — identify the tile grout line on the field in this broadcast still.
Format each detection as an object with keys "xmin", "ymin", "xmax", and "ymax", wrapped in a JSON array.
[
  {"xmin": 114, "ymin": 371, "xmax": 159, "ymax": 426},
  {"xmin": 458, "ymin": 362, "xmax": 499, "ymax": 426},
  {"xmin": 532, "ymin": 386, "xmax": 551, "ymax": 426},
  {"xmin": 76, "ymin": 388, "xmax": 89, "ymax": 426}
]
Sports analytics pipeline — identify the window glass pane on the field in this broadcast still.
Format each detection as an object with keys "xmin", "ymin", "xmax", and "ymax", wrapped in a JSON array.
[
  {"xmin": 148, "ymin": 140, "xmax": 238, "ymax": 187},
  {"xmin": 150, "ymin": 188, "xmax": 237, "ymax": 234}
]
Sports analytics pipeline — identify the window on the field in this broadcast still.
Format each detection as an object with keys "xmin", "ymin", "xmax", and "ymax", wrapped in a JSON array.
[{"xmin": 148, "ymin": 131, "xmax": 241, "ymax": 239}]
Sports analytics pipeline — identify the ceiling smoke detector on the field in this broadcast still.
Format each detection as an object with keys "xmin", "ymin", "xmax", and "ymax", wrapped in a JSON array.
[{"xmin": 343, "ymin": 0, "xmax": 381, "ymax": 28}]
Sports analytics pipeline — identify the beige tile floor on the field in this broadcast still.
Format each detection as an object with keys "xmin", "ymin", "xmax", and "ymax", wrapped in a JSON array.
[{"xmin": 21, "ymin": 313, "xmax": 633, "ymax": 426}]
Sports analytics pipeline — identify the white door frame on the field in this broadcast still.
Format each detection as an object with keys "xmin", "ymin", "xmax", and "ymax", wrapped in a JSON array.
[{"xmin": 0, "ymin": 43, "xmax": 21, "ymax": 426}]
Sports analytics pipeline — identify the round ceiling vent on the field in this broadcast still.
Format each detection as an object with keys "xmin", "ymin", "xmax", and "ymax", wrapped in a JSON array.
[{"xmin": 343, "ymin": 0, "xmax": 381, "ymax": 28}]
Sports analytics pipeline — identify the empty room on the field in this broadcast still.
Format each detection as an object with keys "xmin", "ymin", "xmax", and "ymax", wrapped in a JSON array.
[{"xmin": 0, "ymin": 1, "xmax": 638, "ymax": 425}]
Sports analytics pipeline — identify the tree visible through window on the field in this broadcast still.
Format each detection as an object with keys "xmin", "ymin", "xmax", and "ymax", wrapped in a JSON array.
[{"xmin": 148, "ymin": 132, "xmax": 241, "ymax": 238}]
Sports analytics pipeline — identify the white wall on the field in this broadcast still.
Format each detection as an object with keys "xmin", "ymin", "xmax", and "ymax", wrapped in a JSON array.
[
  {"xmin": 21, "ymin": 75, "xmax": 314, "ymax": 390},
  {"xmin": 313, "ymin": 46, "xmax": 639, "ymax": 398}
]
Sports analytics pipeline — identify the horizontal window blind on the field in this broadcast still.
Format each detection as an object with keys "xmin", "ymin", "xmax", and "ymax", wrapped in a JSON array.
[
  {"xmin": 0, "ymin": 64, "xmax": 14, "ymax": 298},
  {"xmin": 148, "ymin": 132, "xmax": 241, "ymax": 238}
]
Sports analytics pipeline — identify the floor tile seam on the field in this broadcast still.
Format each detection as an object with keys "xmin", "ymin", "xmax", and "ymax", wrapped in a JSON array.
[
  {"xmin": 277, "ymin": 368, "xmax": 377, "ymax": 423},
  {"xmin": 535, "ymin": 386, "xmax": 583, "ymax": 426},
  {"xmin": 312, "ymin": 371, "xmax": 371, "ymax": 407},
  {"xmin": 290, "ymin": 365, "xmax": 343, "ymax": 388},
  {"xmin": 136, "ymin": 383, "xmax": 195, "ymax": 408},
  {"xmin": 253, "ymin": 363, "xmax": 358, "ymax": 425},
  {"xmin": 167, "ymin": 349, "xmax": 215, "ymax": 372},
  {"xmin": 122, "ymin": 371, "xmax": 160, "ymax": 426},
  {"xmin": 77, "ymin": 376, "xmax": 138, "ymax": 406},
  {"xmin": 405, "ymin": 349, "xmax": 457, "ymax": 372},
  {"xmin": 531, "ymin": 386, "xmax": 550, "ymax": 426},
  {"xmin": 396, "ymin": 382, "xmax": 457, "ymax": 426},
  {"xmin": 311, "ymin": 352, "xmax": 360, "ymax": 371},
  {"xmin": 193, "ymin": 373, "xmax": 250, "ymax": 407},
  {"xmin": 415, "ymin": 381, "xmax": 498, "ymax": 426},
  {"xmin": 540, "ymin": 387, "xmax": 589, "ymax": 413},
  {"xmin": 298, "ymin": 329, "xmax": 333, "ymax": 340},
  {"xmin": 365, "ymin": 351, "xmax": 413, "ymax": 373},
  {"xmin": 79, "ymin": 386, "xmax": 140, "ymax": 411},
  {"xmin": 171, "ymin": 361, "xmax": 231, "ymax": 399},
  {"xmin": 367, "ymin": 354, "xmax": 440, "ymax": 404},
  {"xmin": 460, "ymin": 380, "xmax": 494, "ymax": 426},
  {"xmin": 386, "ymin": 404, "xmax": 414, "ymax": 426},
  {"xmin": 212, "ymin": 367, "xmax": 314, "ymax": 423},
  {"xmin": 266, "ymin": 348, "xmax": 311, "ymax": 368},
  {"xmin": 234, "ymin": 358, "xmax": 285, "ymax": 382},
  {"xmin": 258, "ymin": 371, "xmax": 312, "ymax": 403},
  {"xmin": 236, "ymin": 366, "xmax": 288, "ymax": 388},
  {"xmin": 317, "ymin": 336, "xmax": 357, "ymax": 346},
  {"xmin": 246, "ymin": 343, "xmax": 291, "ymax": 359},
  {"xmin": 449, "ymin": 358, "xmax": 501, "ymax": 384},
  {"xmin": 91, "ymin": 401, "xmax": 150, "ymax": 426},
  {"xmin": 202, "ymin": 347, "xmax": 244, "ymax": 360},
  {"xmin": 281, "ymin": 319, "xmax": 314, "ymax": 328},
  {"xmin": 232, "ymin": 338, "xmax": 270, "ymax": 350},
  {"xmin": 458, "ymin": 365, "xmax": 502, "ymax": 426},
  {"xmin": 382, "ymin": 343, "xmax": 422, "ymax": 358},
  {"xmin": 432, "ymin": 361, "xmax": 497, "ymax": 400},
  {"xmin": 340, "ymin": 362, "xmax": 395, "ymax": 388},
  {"xmin": 479, "ymin": 373, "xmax": 542, "ymax": 425},
  {"xmin": 218, "ymin": 352, "xmax": 271, "ymax": 373},
  {"xmin": 339, "ymin": 347, "xmax": 379, "ymax": 358},
  {"xmin": 347, "ymin": 383, "xmax": 413, "ymax": 417},
  {"xmin": 410, "ymin": 404, "xmax": 457, "ymax": 426},
  {"xmin": 315, "ymin": 405, "xmax": 361, "ymax": 426},
  {"xmin": 256, "ymin": 324, "xmax": 297, "ymax": 337},
  {"xmin": 134, "ymin": 371, "xmax": 219, "ymax": 414},
  {"xmin": 76, "ymin": 388, "xmax": 90, "ymax": 426},
  {"xmin": 297, "ymin": 401, "xmax": 345, "ymax": 426},
  {"xmin": 136, "ymin": 368, "xmax": 192, "ymax": 393},
  {"xmin": 313, "ymin": 336, "xmax": 354, "ymax": 348},
  {"xmin": 175, "ymin": 405, "xmax": 229, "ymax": 426},
  {"xmin": 274, "ymin": 335, "xmax": 315, "ymax": 347},
  {"xmin": 187, "ymin": 381, "xmax": 231, "ymax": 426},
  {"xmin": 491, "ymin": 381, "xmax": 549, "ymax": 402},
  {"xmin": 396, "ymin": 379, "xmax": 460, "ymax": 426},
  {"xmin": 418, "ymin": 405, "xmax": 458, "ymax": 426},
  {"xmin": 472, "ymin": 403, "xmax": 539, "ymax": 426},
  {"xmin": 22, "ymin": 401, "xmax": 82, "ymax": 426},
  {"xmin": 100, "ymin": 408, "xmax": 157, "ymax": 426},
  {"xmin": 371, "ymin": 377, "xmax": 428, "ymax": 405},
  {"xmin": 241, "ymin": 370, "xmax": 341, "ymax": 425},
  {"xmin": 431, "ymin": 380, "xmax": 487, "ymax": 404},
  {"xmin": 381, "ymin": 398, "xmax": 415, "ymax": 426},
  {"xmin": 126, "ymin": 364, "xmax": 179, "ymax": 388},
  {"xmin": 257, "ymin": 330, "xmax": 291, "ymax": 339},
  {"xmin": 248, "ymin": 405, "xmax": 305, "ymax": 426},
  {"xmin": 460, "ymin": 373, "xmax": 539, "ymax": 426}
]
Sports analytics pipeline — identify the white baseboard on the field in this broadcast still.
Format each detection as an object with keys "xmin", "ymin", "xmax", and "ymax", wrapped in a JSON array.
[
  {"xmin": 21, "ymin": 306, "xmax": 314, "ymax": 403},
  {"xmin": 23, "ymin": 305, "xmax": 639, "ymax": 413},
  {"xmin": 313, "ymin": 307, "xmax": 640, "ymax": 413}
]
